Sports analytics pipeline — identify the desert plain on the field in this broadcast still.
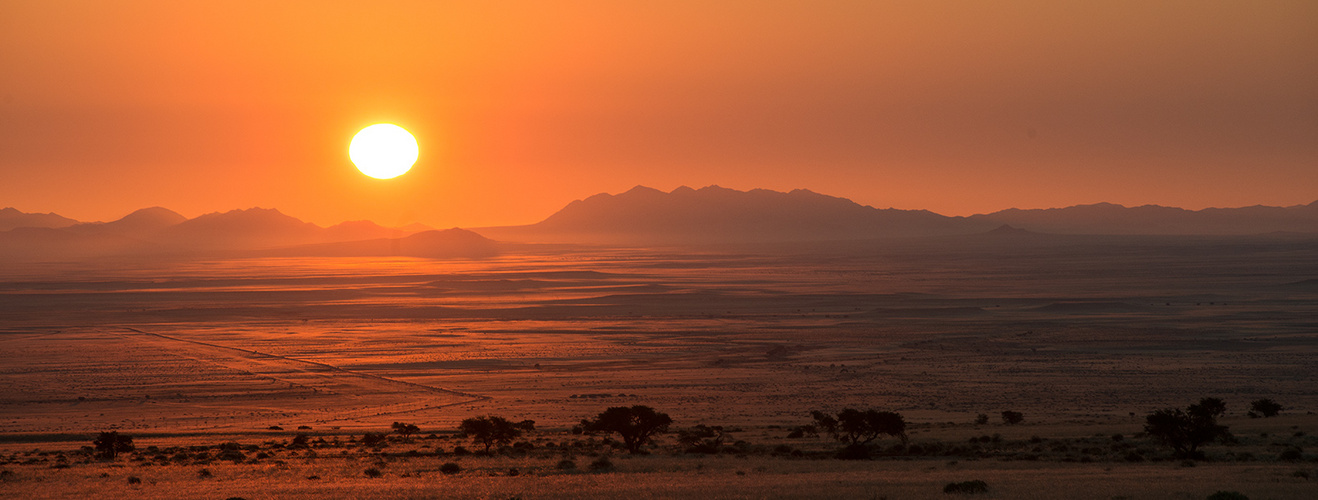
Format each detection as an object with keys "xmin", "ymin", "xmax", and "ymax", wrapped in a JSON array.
[{"xmin": 1, "ymin": 234, "xmax": 1316, "ymax": 499}]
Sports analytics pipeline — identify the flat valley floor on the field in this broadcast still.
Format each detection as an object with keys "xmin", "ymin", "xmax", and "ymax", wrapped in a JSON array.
[{"xmin": 2, "ymin": 235, "xmax": 1317, "ymax": 498}]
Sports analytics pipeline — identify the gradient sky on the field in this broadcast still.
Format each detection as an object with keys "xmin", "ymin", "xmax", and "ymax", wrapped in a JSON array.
[{"xmin": 2, "ymin": 1, "xmax": 1316, "ymax": 227}]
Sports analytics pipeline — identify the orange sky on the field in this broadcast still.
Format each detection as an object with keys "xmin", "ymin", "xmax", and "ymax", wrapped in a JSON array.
[{"xmin": 2, "ymin": 1, "xmax": 1316, "ymax": 227}]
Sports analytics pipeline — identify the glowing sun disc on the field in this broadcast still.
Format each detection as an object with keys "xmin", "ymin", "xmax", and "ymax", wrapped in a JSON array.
[{"xmin": 350, "ymin": 124, "xmax": 418, "ymax": 179}]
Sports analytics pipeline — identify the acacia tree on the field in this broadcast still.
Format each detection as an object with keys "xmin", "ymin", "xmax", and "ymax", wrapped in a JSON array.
[
  {"xmin": 93, "ymin": 431, "xmax": 135, "ymax": 460},
  {"xmin": 391, "ymin": 421, "xmax": 420, "ymax": 440},
  {"xmin": 1248, "ymin": 398, "xmax": 1282, "ymax": 418},
  {"xmin": 810, "ymin": 409, "xmax": 908, "ymax": 445},
  {"xmin": 1144, "ymin": 397, "xmax": 1231, "ymax": 459},
  {"xmin": 580, "ymin": 405, "xmax": 673, "ymax": 454},
  {"xmin": 458, "ymin": 416, "xmax": 533, "ymax": 451},
  {"xmin": 677, "ymin": 424, "xmax": 729, "ymax": 454}
]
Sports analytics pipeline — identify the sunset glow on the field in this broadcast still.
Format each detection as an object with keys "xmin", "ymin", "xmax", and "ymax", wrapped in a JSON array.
[{"xmin": 349, "ymin": 124, "xmax": 418, "ymax": 180}]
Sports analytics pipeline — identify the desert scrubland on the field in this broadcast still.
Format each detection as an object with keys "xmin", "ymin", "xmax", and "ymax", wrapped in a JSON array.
[{"xmin": 2, "ymin": 234, "xmax": 1317, "ymax": 498}]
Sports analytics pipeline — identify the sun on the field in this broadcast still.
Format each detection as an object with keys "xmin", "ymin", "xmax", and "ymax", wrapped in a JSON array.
[{"xmin": 349, "ymin": 124, "xmax": 418, "ymax": 179}]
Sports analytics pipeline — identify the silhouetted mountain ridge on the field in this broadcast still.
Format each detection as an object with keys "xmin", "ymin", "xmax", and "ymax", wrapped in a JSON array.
[
  {"xmin": 974, "ymin": 200, "xmax": 1318, "ymax": 235},
  {"xmin": 516, "ymin": 185, "xmax": 979, "ymax": 243},
  {"xmin": 0, "ymin": 207, "xmax": 469, "ymax": 261},
  {"xmin": 0, "ymin": 207, "xmax": 79, "ymax": 231}
]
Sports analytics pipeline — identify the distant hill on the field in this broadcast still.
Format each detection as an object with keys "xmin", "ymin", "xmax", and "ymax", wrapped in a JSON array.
[
  {"xmin": 482, "ymin": 185, "xmax": 991, "ymax": 244},
  {"xmin": 0, "ymin": 207, "xmax": 448, "ymax": 261},
  {"xmin": 974, "ymin": 201, "xmax": 1318, "ymax": 235},
  {"xmin": 67, "ymin": 207, "xmax": 187, "ymax": 238},
  {"xmin": 154, "ymin": 207, "xmax": 325, "ymax": 251},
  {"xmin": 0, "ymin": 207, "xmax": 79, "ymax": 231},
  {"xmin": 324, "ymin": 220, "xmax": 412, "ymax": 242}
]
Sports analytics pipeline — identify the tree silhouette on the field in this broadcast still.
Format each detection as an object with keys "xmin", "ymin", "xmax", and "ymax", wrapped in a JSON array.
[
  {"xmin": 391, "ymin": 421, "xmax": 420, "ymax": 440},
  {"xmin": 677, "ymin": 424, "xmax": 728, "ymax": 454},
  {"xmin": 810, "ymin": 409, "xmax": 908, "ymax": 445},
  {"xmin": 580, "ymin": 405, "xmax": 672, "ymax": 454},
  {"xmin": 1144, "ymin": 397, "xmax": 1231, "ymax": 459},
  {"xmin": 93, "ymin": 431, "xmax": 134, "ymax": 460},
  {"xmin": 1248, "ymin": 398, "xmax": 1282, "ymax": 418},
  {"xmin": 1000, "ymin": 411, "xmax": 1024, "ymax": 425},
  {"xmin": 458, "ymin": 416, "xmax": 532, "ymax": 452}
]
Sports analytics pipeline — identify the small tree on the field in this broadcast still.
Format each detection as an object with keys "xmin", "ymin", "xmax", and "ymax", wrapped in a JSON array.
[
  {"xmin": 1248, "ymin": 398, "xmax": 1282, "ymax": 418},
  {"xmin": 677, "ymin": 424, "xmax": 728, "ymax": 454},
  {"xmin": 1144, "ymin": 397, "xmax": 1231, "ymax": 459},
  {"xmin": 361, "ymin": 432, "xmax": 388, "ymax": 447},
  {"xmin": 810, "ymin": 409, "xmax": 908, "ymax": 445},
  {"xmin": 391, "ymin": 421, "xmax": 420, "ymax": 440},
  {"xmin": 580, "ymin": 406, "xmax": 672, "ymax": 454},
  {"xmin": 1001, "ymin": 411, "xmax": 1024, "ymax": 425},
  {"xmin": 458, "ymin": 416, "xmax": 531, "ymax": 452},
  {"xmin": 93, "ymin": 431, "xmax": 134, "ymax": 460}
]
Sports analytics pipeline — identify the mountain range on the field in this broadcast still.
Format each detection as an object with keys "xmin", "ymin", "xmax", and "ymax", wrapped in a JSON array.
[
  {"xmin": 3, "ymin": 186, "xmax": 1316, "ymax": 260},
  {"xmin": 0, "ymin": 206, "xmax": 499, "ymax": 261},
  {"xmin": 478, "ymin": 185, "xmax": 1318, "ymax": 244}
]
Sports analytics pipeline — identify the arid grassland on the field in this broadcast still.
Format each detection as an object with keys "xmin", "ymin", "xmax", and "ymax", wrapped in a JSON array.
[{"xmin": 2, "ymin": 235, "xmax": 1317, "ymax": 498}]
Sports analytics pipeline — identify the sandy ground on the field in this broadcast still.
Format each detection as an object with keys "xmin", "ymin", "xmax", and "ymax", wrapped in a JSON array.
[{"xmin": 1, "ymin": 237, "xmax": 1316, "ymax": 497}]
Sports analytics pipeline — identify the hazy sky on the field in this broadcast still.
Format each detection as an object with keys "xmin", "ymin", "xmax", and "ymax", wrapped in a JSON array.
[{"xmin": 2, "ymin": 1, "xmax": 1315, "ymax": 227}]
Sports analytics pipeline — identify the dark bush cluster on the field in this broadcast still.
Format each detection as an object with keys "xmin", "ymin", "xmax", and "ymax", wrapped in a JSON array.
[
  {"xmin": 943, "ymin": 479, "xmax": 988, "ymax": 494},
  {"xmin": 1144, "ymin": 397, "xmax": 1231, "ymax": 459}
]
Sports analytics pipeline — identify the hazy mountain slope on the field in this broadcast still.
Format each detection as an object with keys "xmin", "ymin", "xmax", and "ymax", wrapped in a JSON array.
[
  {"xmin": 487, "ymin": 185, "xmax": 990, "ymax": 244},
  {"xmin": 974, "ymin": 201, "xmax": 1318, "ymax": 235},
  {"xmin": 67, "ymin": 207, "xmax": 187, "ymax": 238},
  {"xmin": 0, "ymin": 207, "xmax": 79, "ymax": 231},
  {"xmin": 154, "ymin": 207, "xmax": 325, "ymax": 251}
]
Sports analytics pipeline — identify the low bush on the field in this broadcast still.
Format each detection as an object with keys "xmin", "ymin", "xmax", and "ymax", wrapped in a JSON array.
[
  {"xmin": 589, "ymin": 456, "xmax": 613, "ymax": 471},
  {"xmin": 440, "ymin": 462, "xmax": 461, "ymax": 475},
  {"xmin": 556, "ymin": 459, "xmax": 577, "ymax": 470},
  {"xmin": 1206, "ymin": 492, "xmax": 1249, "ymax": 500},
  {"xmin": 943, "ymin": 479, "xmax": 988, "ymax": 494},
  {"xmin": 836, "ymin": 444, "xmax": 870, "ymax": 460}
]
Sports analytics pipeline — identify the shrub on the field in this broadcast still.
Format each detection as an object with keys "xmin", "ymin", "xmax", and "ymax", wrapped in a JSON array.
[
  {"xmin": 1206, "ymin": 492, "xmax": 1249, "ymax": 500},
  {"xmin": 126, "ymin": 476, "xmax": 142, "ymax": 485},
  {"xmin": 458, "ymin": 416, "xmax": 532, "ymax": 452},
  {"xmin": 580, "ymin": 406, "xmax": 672, "ymax": 454},
  {"xmin": 678, "ymin": 425, "xmax": 728, "ymax": 454},
  {"xmin": 361, "ymin": 433, "xmax": 388, "ymax": 447},
  {"xmin": 943, "ymin": 479, "xmax": 989, "ymax": 494},
  {"xmin": 1278, "ymin": 448, "xmax": 1303, "ymax": 462},
  {"xmin": 364, "ymin": 467, "xmax": 382, "ymax": 478},
  {"xmin": 1000, "ymin": 411, "xmax": 1024, "ymax": 425},
  {"xmin": 197, "ymin": 468, "xmax": 212, "ymax": 478},
  {"xmin": 835, "ymin": 443, "xmax": 870, "ymax": 460},
  {"xmin": 93, "ymin": 431, "xmax": 135, "ymax": 460},
  {"xmin": 1144, "ymin": 397, "xmax": 1231, "ymax": 459},
  {"xmin": 810, "ymin": 409, "xmax": 907, "ymax": 445},
  {"xmin": 391, "ymin": 422, "xmax": 420, "ymax": 440},
  {"xmin": 974, "ymin": 414, "xmax": 989, "ymax": 425},
  {"xmin": 439, "ymin": 462, "xmax": 462, "ymax": 475},
  {"xmin": 589, "ymin": 456, "xmax": 614, "ymax": 471},
  {"xmin": 1248, "ymin": 398, "xmax": 1282, "ymax": 418},
  {"xmin": 556, "ymin": 459, "xmax": 577, "ymax": 470}
]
